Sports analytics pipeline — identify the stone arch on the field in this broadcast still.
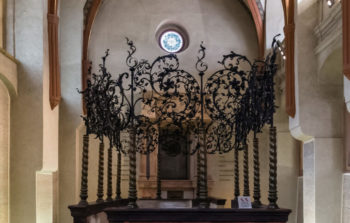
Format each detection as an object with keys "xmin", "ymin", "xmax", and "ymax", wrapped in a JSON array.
[{"xmin": 0, "ymin": 43, "xmax": 18, "ymax": 223}]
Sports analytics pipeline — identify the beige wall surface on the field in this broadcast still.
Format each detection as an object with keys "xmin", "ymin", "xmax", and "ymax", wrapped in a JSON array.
[
  {"xmin": 88, "ymin": 0, "xmax": 258, "ymax": 77},
  {"xmin": 1, "ymin": 0, "xmax": 346, "ymax": 223},
  {"xmin": 265, "ymin": 0, "xmax": 284, "ymax": 49},
  {"xmin": 291, "ymin": 1, "xmax": 345, "ymax": 223},
  {"xmin": 10, "ymin": 1, "xmax": 44, "ymax": 223},
  {"xmin": 0, "ymin": 80, "xmax": 10, "ymax": 223},
  {"xmin": 5, "ymin": 0, "xmax": 301, "ymax": 223},
  {"xmin": 58, "ymin": 0, "xmax": 84, "ymax": 222},
  {"xmin": 292, "ymin": 0, "xmax": 343, "ymax": 138}
]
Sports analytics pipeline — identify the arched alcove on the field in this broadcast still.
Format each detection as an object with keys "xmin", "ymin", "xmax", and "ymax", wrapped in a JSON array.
[
  {"xmin": 60, "ymin": 0, "xmax": 299, "ymax": 222},
  {"xmin": 85, "ymin": 0, "xmax": 259, "ymax": 203},
  {"xmin": 88, "ymin": 0, "xmax": 259, "ymax": 76}
]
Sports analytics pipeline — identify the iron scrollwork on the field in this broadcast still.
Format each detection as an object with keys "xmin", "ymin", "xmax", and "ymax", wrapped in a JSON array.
[{"xmin": 78, "ymin": 34, "xmax": 281, "ymax": 208}]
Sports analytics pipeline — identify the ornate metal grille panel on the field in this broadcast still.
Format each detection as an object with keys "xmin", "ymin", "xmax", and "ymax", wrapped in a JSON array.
[{"xmin": 77, "ymin": 35, "xmax": 281, "ymax": 209}]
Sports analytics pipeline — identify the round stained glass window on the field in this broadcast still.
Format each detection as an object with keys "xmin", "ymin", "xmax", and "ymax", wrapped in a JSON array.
[{"xmin": 160, "ymin": 31, "xmax": 184, "ymax": 53}]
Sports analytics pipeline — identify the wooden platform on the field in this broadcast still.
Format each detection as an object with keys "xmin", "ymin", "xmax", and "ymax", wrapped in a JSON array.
[{"xmin": 105, "ymin": 207, "xmax": 291, "ymax": 223}]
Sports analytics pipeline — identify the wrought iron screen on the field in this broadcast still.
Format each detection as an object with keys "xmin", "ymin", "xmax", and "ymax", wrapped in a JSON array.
[{"xmin": 77, "ymin": 35, "xmax": 281, "ymax": 209}]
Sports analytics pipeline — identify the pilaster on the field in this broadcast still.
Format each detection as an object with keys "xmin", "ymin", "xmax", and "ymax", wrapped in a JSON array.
[
  {"xmin": 0, "ymin": 50, "xmax": 17, "ymax": 222},
  {"xmin": 290, "ymin": 1, "xmax": 344, "ymax": 223}
]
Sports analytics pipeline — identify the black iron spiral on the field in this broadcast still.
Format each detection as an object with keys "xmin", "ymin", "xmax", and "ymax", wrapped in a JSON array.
[
  {"xmin": 116, "ymin": 151, "xmax": 122, "ymax": 200},
  {"xmin": 79, "ymin": 134, "xmax": 89, "ymax": 205},
  {"xmin": 196, "ymin": 149, "xmax": 200, "ymax": 199},
  {"xmin": 253, "ymin": 136, "xmax": 262, "ymax": 207},
  {"xmin": 156, "ymin": 148, "xmax": 162, "ymax": 200},
  {"xmin": 128, "ymin": 128, "xmax": 138, "ymax": 208},
  {"xmin": 198, "ymin": 128, "xmax": 209, "ymax": 208},
  {"xmin": 77, "ymin": 35, "xmax": 281, "ymax": 208},
  {"xmin": 243, "ymin": 144, "xmax": 250, "ymax": 197},
  {"xmin": 106, "ymin": 146, "xmax": 113, "ymax": 202},
  {"xmin": 268, "ymin": 126, "xmax": 278, "ymax": 209},
  {"xmin": 232, "ymin": 148, "xmax": 240, "ymax": 208},
  {"xmin": 96, "ymin": 141, "xmax": 105, "ymax": 203}
]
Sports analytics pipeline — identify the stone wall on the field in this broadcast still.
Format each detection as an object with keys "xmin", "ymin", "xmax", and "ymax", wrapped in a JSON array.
[
  {"xmin": 0, "ymin": 80, "xmax": 10, "ymax": 223},
  {"xmin": 9, "ymin": 1, "xmax": 45, "ymax": 222},
  {"xmin": 58, "ymin": 0, "xmax": 84, "ymax": 222},
  {"xmin": 291, "ymin": 1, "xmax": 344, "ymax": 223}
]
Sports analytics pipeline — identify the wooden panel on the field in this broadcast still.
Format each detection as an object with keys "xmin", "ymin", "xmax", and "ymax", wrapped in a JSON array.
[
  {"xmin": 48, "ymin": 0, "xmax": 61, "ymax": 109},
  {"xmin": 282, "ymin": 0, "xmax": 296, "ymax": 118}
]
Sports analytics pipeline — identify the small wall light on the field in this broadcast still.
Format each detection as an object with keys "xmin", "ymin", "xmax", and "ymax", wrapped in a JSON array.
[
  {"xmin": 276, "ymin": 40, "xmax": 286, "ymax": 60},
  {"xmin": 327, "ymin": 0, "xmax": 335, "ymax": 8}
]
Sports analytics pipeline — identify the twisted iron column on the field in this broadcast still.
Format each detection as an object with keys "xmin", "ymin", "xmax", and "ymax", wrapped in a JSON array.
[
  {"xmin": 268, "ymin": 126, "xmax": 279, "ymax": 209},
  {"xmin": 146, "ymin": 153, "xmax": 150, "ymax": 180},
  {"xmin": 196, "ymin": 148, "xmax": 200, "ymax": 199},
  {"xmin": 252, "ymin": 136, "xmax": 262, "ymax": 207},
  {"xmin": 106, "ymin": 146, "xmax": 113, "ymax": 202},
  {"xmin": 232, "ymin": 148, "xmax": 240, "ymax": 208},
  {"xmin": 116, "ymin": 151, "xmax": 122, "ymax": 200},
  {"xmin": 198, "ymin": 128, "xmax": 209, "ymax": 208},
  {"xmin": 96, "ymin": 141, "xmax": 105, "ymax": 203},
  {"xmin": 243, "ymin": 144, "xmax": 250, "ymax": 197},
  {"xmin": 79, "ymin": 134, "xmax": 89, "ymax": 205},
  {"xmin": 156, "ymin": 148, "xmax": 161, "ymax": 199},
  {"xmin": 128, "ymin": 127, "xmax": 138, "ymax": 208}
]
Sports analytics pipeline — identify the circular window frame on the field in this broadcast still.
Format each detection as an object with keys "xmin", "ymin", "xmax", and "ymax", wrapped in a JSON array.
[
  {"xmin": 159, "ymin": 30, "xmax": 184, "ymax": 53},
  {"xmin": 156, "ymin": 23, "xmax": 189, "ymax": 54}
]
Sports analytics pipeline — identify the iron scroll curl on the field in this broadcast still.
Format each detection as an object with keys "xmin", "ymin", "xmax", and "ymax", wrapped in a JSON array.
[{"xmin": 79, "ymin": 36, "xmax": 280, "ymax": 155}]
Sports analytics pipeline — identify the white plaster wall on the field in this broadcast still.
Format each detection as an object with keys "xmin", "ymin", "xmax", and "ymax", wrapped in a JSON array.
[
  {"xmin": 296, "ymin": 176, "xmax": 303, "ymax": 223},
  {"xmin": 0, "ymin": 52, "xmax": 17, "ymax": 95},
  {"xmin": 58, "ymin": 0, "xmax": 84, "ymax": 222},
  {"xmin": 345, "ymin": 78, "xmax": 350, "ymax": 112},
  {"xmin": 265, "ymin": 0, "xmax": 285, "ymax": 50},
  {"xmin": 10, "ymin": 0, "xmax": 44, "ymax": 223},
  {"xmin": 293, "ymin": 1, "xmax": 343, "ymax": 138},
  {"xmin": 303, "ymin": 138, "xmax": 343, "ymax": 223},
  {"xmin": 315, "ymin": 138, "xmax": 343, "ymax": 223},
  {"xmin": 5, "ymin": 0, "xmax": 15, "ymax": 56},
  {"xmin": 88, "ymin": 0, "xmax": 258, "ymax": 78},
  {"xmin": 320, "ymin": 0, "xmax": 341, "ymax": 22},
  {"xmin": 35, "ymin": 0, "xmax": 60, "ymax": 222},
  {"xmin": 342, "ymin": 174, "xmax": 350, "ymax": 223},
  {"xmin": 0, "ymin": 80, "xmax": 10, "ymax": 223},
  {"xmin": 303, "ymin": 140, "xmax": 315, "ymax": 223},
  {"xmin": 277, "ymin": 131, "xmax": 299, "ymax": 223},
  {"xmin": 292, "ymin": 2, "xmax": 344, "ymax": 223}
]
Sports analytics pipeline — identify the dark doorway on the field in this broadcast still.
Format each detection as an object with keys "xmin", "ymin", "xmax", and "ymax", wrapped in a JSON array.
[{"xmin": 159, "ymin": 130, "xmax": 189, "ymax": 180}]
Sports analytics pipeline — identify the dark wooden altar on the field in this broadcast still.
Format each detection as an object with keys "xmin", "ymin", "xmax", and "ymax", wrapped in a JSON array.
[{"xmin": 105, "ymin": 208, "xmax": 291, "ymax": 223}]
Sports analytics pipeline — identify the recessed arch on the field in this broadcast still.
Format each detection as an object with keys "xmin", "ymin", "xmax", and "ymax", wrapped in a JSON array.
[
  {"xmin": 82, "ymin": 0, "xmax": 102, "ymax": 114},
  {"xmin": 80, "ymin": 0, "xmax": 262, "ymax": 115}
]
